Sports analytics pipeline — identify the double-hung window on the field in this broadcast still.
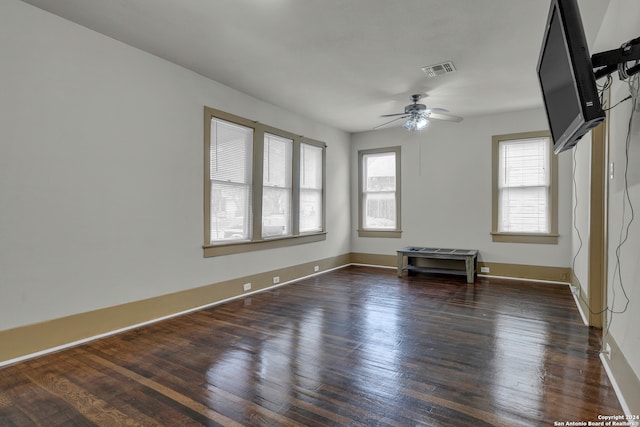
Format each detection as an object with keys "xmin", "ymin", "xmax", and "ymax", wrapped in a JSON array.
[
  {"xmin": 358, "ymin": 146, "xmax": 402, "ymax": 238},
  {"xmin": 299, "ymin": 143, "xmax": 324, "ymax": 233},
  {"xmin": 492, "ymin": 131, "xmax": 558, "ymax": 244},
  {"xmin": 204, "ymin": 107, "xmax": 326, "ymax": 256},
  {"xmin": 262, "ymin": 133, "xmax": 293, "ymax": 238},
  {"xmin": 209, "ymin": 118, "xmax": 253, "ymax": 242}
]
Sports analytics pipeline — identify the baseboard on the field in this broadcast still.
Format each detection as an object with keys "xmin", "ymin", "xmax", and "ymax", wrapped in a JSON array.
[
  {"xmin": 0, "ymin": 253, "xmax": 351, "ymax": 366},
  {"xmin": 600, "ymin": 334, "xmax": 640, "ymax": 417},
  {"xmin": 349, "ymin": 253, "xmax": 571, "ymax": 284},
  {"xmin": 350, "ymin": 252, "xmax": 396, "ymax": 267},
  {"xmin": 0, "ymin": 253, "xmax": 574, "ymax": 367},
  {"xmin": 478, "ymin": 261, "xmax": 570, "ymax": 283},
  {"xmin": 568, "ymin": 271, "xmax": 589, "ymax": 326},
  {"xmin": 568, "ymin": 270, "xmax": 639, "ymax": 416}
]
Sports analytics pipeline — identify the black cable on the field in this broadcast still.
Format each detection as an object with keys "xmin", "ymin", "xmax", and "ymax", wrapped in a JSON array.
[
  {"xmin": 571, "ymin": 76, "xmax": 637, "ymax": 325},
  {"xmin": 570, "ymin": 82, "xmax": 609, "ymax": 320},
  {"xmin": 598, "ymin": 75, "xmax": 613, "ymax": 106},
  {"xmin": 603, "ymin": 95, "xmax": 632, "ymax": 111}
]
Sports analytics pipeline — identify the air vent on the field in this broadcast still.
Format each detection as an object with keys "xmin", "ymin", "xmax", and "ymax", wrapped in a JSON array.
[{"xmin": 422, "ymin": 61, "xmax": 456, "ymax": 78}]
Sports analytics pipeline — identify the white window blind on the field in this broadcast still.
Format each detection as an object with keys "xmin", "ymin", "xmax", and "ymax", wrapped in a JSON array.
[
  {"xmin": 498, "ymin": 137, "xmax": 550, "ymax": 233},
  {"xmin": 262, "ymin": 133, "xmax": 293, "ymax": 238},
  {"xmin": 210, "ymin": 118, "xmax": 253, "ymax": 243},
  {"xmin": 363, "ymin": 151, "xmax": 397, "ymax": 229},
  {"xmin": 299, "ymin": 143, "xmax": 323, "ymax": 233}
]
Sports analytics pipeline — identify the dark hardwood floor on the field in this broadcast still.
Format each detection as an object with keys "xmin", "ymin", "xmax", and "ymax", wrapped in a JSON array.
[{"xmin": 0, "ymin": 266, "xmax": 622, "ymax": 426}]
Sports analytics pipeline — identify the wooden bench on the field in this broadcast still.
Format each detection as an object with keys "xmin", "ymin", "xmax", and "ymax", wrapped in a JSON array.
[{"xmin": 397, "ymin": 247, "xmax": 479, "ymax": 283}]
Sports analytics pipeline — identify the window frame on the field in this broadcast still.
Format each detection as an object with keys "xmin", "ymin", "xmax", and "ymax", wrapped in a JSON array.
[
  {"xmin": 357, "ymin": 146, "xmax": 402, "ymax": 238},
  {"xmin": 204, "ymin": 107, "xmax": 326, "ymax": 257},
  {"xmin": 491, "ymin": 130, "xmax": 558, "ymax": 244}
]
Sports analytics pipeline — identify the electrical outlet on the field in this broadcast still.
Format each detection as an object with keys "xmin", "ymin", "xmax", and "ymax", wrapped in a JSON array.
[
  {"xmin": 605, "ymin": 343, "xmax": 612, "ymax": 360},
  {"xmin": 314, "ymin": 265, "xmax": 320, "ymax": 272},
  {"xmin": 243, "ymin": 283, "xmax": 251, "ymax": 291},
  {"xmin": 273, "ymin": 276, "xmax": 280, "ymax": 284},
  {"xmin": 480, "ymin": 267, "xmax": 490, "ymax": 273}
]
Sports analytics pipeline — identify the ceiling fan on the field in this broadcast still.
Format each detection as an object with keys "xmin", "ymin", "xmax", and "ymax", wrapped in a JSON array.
[{"xmin": 375, "ymin": 94, "xmax": 463, "ymax": 131}]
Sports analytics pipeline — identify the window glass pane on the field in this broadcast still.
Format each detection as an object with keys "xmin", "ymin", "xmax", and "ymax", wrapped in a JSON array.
[
  {"xmin": 210, "ymin": 118, "xmax": 253, "ymax": 243},
  {"xmin": 300, "ymin": 189, "xmax": 322, "ymax": 232},
  {"xmin": 301, "ymin": 143, "xmax": 323, "ymax": 190},
  {"xmin": 210, "ymin": 182, "xmax": 252, "ymax": 241},
  {"xmin": 364, "ymin": 153, "xmax": 396, "ymax": 192},
  {"xmin": 498, "ymin": 137, "xmax": 550, "ymax": 233},
  {"xmin": 499, "ymin": 139, "xmax": 549, "ymax": 188},
  {"xmin": 263, "ymin": 133, "xmax": 292, "ymax": 187},
  {"xmin": 263, "ymin": 133, "xmax": 292, "ymax": 238},
  {"xmin": 499, "ymin": 187, "xmax": 549, "ymax": 233},
  {"xmin": 300, "ymin": 143, "xmax": 323, "ymax": 233},
  {"xmin": 364, "ymin": 192, "xmax": 396, "ymax": 229},
  {"xmin": 211, "ymin": 119, "xmax": 253, "ymax": 183},
  {"xmin": 262, "ymin": 187, "xmax": 291, "ymax": 237}
]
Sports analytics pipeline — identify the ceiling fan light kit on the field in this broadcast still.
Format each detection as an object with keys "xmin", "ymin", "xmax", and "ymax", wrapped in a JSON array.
[{"xmin": 402, "ymin": 115, "xmax": 429, "ymax": 131}]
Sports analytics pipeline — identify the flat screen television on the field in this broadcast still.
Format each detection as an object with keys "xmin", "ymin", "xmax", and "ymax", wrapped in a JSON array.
[{"xmin": 537, "ymin": 0, "xmax": 605, "ymax": 154}]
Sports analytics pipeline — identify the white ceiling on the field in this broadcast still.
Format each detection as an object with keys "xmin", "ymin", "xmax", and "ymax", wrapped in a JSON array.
[{"xmin": 20, "ymin": 0, "xmax": 610, "ymax": 133}]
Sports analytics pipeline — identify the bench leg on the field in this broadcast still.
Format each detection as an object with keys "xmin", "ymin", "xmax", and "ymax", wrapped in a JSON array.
[
  {"xmin": 465, "ymin": 256, "xmax": 474, "ymax": 283},
  {"xmin": 397, "ymin": 253, "xmax": 404, "ymax": 277}
]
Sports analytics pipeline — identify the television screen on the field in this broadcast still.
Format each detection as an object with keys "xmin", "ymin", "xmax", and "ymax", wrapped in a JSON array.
[{"xmin": 537, "ymin": 0, "xmax": 605, "ymax": 154}]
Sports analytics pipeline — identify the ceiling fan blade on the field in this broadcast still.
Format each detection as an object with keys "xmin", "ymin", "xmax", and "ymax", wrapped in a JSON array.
[
  {"xmin": 427, "ymin": 112, "xmax": 463, "ymax": 122},
  {"xmin": 374, "ymin": 115, "xmax": 409, "ymax": 129},
  {"xmin": 380, "ymin": 113, "xmax": 406, "ymax": 117},
  {"xmin": 425, "ymin": 108, "xmax": 449, "ymax": 114}
]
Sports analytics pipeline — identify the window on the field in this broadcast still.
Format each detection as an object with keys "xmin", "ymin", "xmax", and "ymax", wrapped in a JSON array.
[
  {"xmin": 204, "ymin": 107, "xmax": 326, "ymax": 257},
  {"xmin": 209, "ymin": 118, "xmax": 253, "ymax": 242},
  {"xmin": 262, "ymin": 133, "xmax": 292, "ymax": 238},
  {"xmin": 299, "ymin": 143, "xmax": 323, "ymax": 233},
  {"xmin": 358, "ymin": 147, "xmax": 401, "ymax": 238},
  {"xmin": 491, "ymin": 131, "xmax": 558, "ymax": 244}
]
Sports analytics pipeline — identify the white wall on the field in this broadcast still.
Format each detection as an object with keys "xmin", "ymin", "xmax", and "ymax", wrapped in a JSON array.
[
  {"xmin": 593, "ymin": 0, "xmax": 640, "ymax": 402},
  {"xmin": 604, "ymin": 80, "xmax": 640, "ymax": 406},
  {"xmin": 351, "ymin": 108, "xmax": 573, "ymax": 268},
  {"xmin": 0, "ymin": 0, "xmax": 351, "ymax": 331}
]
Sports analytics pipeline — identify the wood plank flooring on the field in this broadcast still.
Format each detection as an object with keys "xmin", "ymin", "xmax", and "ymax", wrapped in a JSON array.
[{"xmin": 0, "ymin": 266, "xmax": 623, "ymax": 426}]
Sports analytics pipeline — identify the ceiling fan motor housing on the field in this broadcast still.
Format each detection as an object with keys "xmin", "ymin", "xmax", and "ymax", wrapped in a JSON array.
[{"xmin": 405, "ymin": 103, "xmax": 426, "ymax": 114}]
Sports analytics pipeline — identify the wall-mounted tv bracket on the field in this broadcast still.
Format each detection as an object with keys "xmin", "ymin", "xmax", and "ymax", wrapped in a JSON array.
[{"xmin": 592, "ymin": 36, "xmax": 640, "ymax": 80}]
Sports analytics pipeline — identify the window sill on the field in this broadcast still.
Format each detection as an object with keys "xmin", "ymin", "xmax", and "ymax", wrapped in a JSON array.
[
  {"xmin": 491, "ymin": 232, "xmax": 558, "ymax": 244},
  {"xmin": 357, "ymin": 229, "xmax": 402, "ymax": 238},
  {"xmin": 203, "ymin": 232, "xmax": 326, "ymax": 257}
]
